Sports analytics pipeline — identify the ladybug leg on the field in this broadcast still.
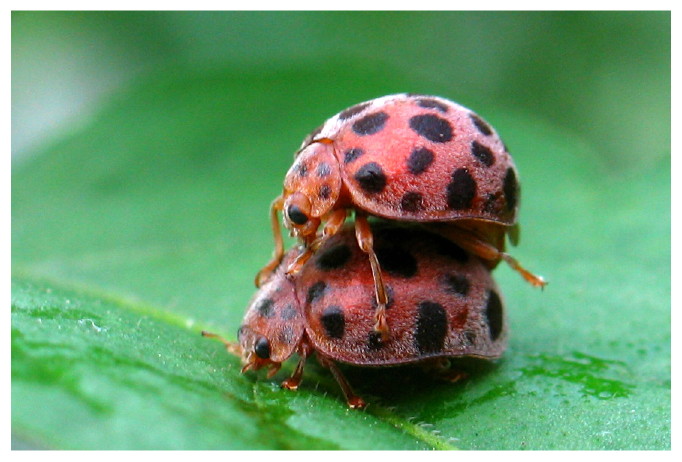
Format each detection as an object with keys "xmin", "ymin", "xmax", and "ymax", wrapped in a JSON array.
[
  {"xmin": 285, "ymin": 209, "xmax": 347, "ymax": 277},
  {"xmin": 284, "ymin": 244, "xmax": 315, "ymax": 278},
  {"xmin": 445, "ymin": 227, "xmax": 547, "ymax": 288},
  {"xmin": 316, "ymin": 354, "xmax": 366, "ymax": 409},
  {"xmin": 281, "ymin": 341, "xmax": 313, "ymax": 390},
  {"xmin": 266, "ymin": 363, "xmax": 282, "ymax": 379},
  {"xmin": 354, "ymin": 213, "xmax": 390, "ymax": 340},
  {"xmin": 255, "ymin": 195, "xmax": 286, "ymax": 287},
  {"xmin": 422, "ymin": 358, "xmax": 470, "ymax": 383},
  {"xmin": 500, "ymin": 252, "xmax": 547, "ymax": 288},
  {"xmin": 281, "ymin": 356, "xmax": 307, "ymax": 390}
]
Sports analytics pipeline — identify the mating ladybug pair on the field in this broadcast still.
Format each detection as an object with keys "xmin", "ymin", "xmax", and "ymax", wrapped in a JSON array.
[{"xmin": 206, "ymin": 94, "xmax": 545, "ymax": 408}]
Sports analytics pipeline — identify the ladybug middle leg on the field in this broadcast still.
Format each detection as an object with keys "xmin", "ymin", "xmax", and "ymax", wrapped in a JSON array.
[
  {"xmin": 354, "ymin": 212, "xmax": 390, "ymax": 340},
  {"xmin": 421, "ymin": 357, "xmax": 470, "ymax": 383},
  {"xmin": 439, "ymin": 225, "xmax": 547, "ymax": 288},
  {"xmin": 316, "ymin": 354, "xmax": 367, "ymax": 409},
  {"xmin": 281, "ymin": 342, "xmax": 313, "ymax": 390}
]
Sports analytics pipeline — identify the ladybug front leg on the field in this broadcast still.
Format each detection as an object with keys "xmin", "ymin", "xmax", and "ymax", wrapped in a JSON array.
[
  {"xmin": 255, "ymin": 195, "xmax": 286, "ymax": 287},
  {"xmin": 316, "ymin": 354, "xmax": 366, "ymax": 409},
  {"xmin": 354, "ymin": 212, "xmax": 390, "ymax": 340},
  {"xmin": 284, "ymin": 208, "xmax": 348, "ymax": 277},
  {"xmin": 281, "ymin": 342, "xmax": 313, "ymax": 390},
  {"xmin": 280, "ymin": 355, "xmax": 307, "ymax": 390}
]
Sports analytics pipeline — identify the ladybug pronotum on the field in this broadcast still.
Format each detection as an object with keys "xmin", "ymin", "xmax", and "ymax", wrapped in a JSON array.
[
  {"xmin": 256, "ymin": 93, "xmax": 544, "ymax": 341},
  {"xmin": 209, "ymin": 223, "xmax": 507, "ymax": 409}
]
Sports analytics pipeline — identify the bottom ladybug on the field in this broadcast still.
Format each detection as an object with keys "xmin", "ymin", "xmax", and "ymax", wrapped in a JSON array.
[{"xmin": 205, "ymin": 223, "xmax": 508, "ymax": 409}]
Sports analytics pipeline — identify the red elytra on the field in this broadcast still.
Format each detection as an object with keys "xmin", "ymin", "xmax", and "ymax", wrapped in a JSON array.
[
  {"xmin": 257, "ymin": 93, "xmax": 543, "ymax": 341},
  {"xmin": 217, "ymin": 223, "xmax": 507, "ymax": 409}
]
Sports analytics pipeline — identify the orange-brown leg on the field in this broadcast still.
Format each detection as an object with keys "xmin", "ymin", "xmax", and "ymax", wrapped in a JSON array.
[
  {"xmin": 266, "ymin": 363, "xmax": 282, "ymax": 379},
  {"xmin": 444, "ymin": 226, "xmax": 546, "ymax": 288},
  {"xmin": 354, "ymin": 213, "xmax": 390, "ymax": 340},
  {"xmin": 281, "ymin": 342, "xmax": 313, "ymax": 390},
  {"xmin": 422, "ymin": 358, "xmax": 470, "ymax": 383},
  {"xmin": 285, "ymin": 208, "xmax": 348, "ymax": 277},
  {"xmin": 281, "ymin": 355, "xmax": 307, "ymax": 390},
  {"xmin": 317, "ymin": 354, "xmax": 366, "ymax": 409},
  {"xmin": 255, "ymin": 195, "xmax": 286, "ymax": 287}
]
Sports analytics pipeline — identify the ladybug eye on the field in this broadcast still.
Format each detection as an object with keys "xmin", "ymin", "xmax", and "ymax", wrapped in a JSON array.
[
  {"xmin": 287, "ymin": 204, "xmax": 309, "ymax": 225},
  {"xmin": 254, "ymin": 336, "xmax": 271, "ymax": 359},
  {"xmin": 283, "ymin": 192, "xmax": 313, "ymax": 229}
]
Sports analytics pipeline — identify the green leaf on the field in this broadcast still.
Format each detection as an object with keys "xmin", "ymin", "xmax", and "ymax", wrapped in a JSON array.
[{"xmin": 12, "ymin": 66, "xmax": 670, "ymax": 449}]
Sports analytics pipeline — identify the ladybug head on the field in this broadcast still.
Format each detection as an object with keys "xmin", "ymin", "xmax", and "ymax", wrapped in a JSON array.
[
  {"xmin": 282, "ymin": 192, "xmax": 321, "ymax": 239},
  {"xmin": 237, "ymin": 325, "xmax": 280, "ymax": 375},
  {"xmin": 238, "ymin": 258, "xmax": 305, "ymax": 375},
  {"xmin": 281, "ymin": 140, "xmax": 342, "ymax": 238}
]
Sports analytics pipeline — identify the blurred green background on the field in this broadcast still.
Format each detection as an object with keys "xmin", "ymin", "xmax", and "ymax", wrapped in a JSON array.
[
  {"xmin": 12, "ymin": 11, "xmax": 670, "ymax": 450},
  {"xmin": 12, "ymin": 11, "xmax": 669, "ymax": 163}
]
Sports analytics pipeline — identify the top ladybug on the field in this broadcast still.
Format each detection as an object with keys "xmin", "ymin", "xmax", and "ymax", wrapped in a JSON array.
[{"xmin": 257, "ymin": 93, "xmax": 545, "ymax": 339}]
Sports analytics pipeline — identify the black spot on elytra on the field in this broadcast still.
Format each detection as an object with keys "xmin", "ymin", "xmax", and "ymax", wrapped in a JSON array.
[
  {"xmin": 254, "ymin": 337, "xmax": 271, "ymax": 359},
  {"xmin": 471, "ymin": 141, "xmax": 495, "ymax": 167},
  {"xmin": 318, "ymin": 184, "xmax": 332, "ymax": 199},
  {"xmin": 503, "ymin": 167, "xmax": 518, "ymax": 212},
  {"xmin": 307, "ymin": 281, "xmax": 327, "ymax": 304},
  {"xmin": 344, "ymin": 148, "xmax": 364, "ymax": 164},
  {"xmin": 320, "ymin": 306, "xmax": 345, "ymax": 339},
  {"xmin": 400, "ymin": 191, "xmax": 424, "ymax": 212},
  {"xmin": 416, "ymin": 97, "xmax": 449, "ymax": 113},
  {"xmin": 355, "ymin": 162, "xmax": 387, "ymax": 194},
  {"xmin": 296, "ymin": 162, "xmax": 308, "ymax": 177},
  {"xmin": 432, "ymin": 236, "xmax": 469, "ymax": 263},
  {"xmin": 280, "ymin": 304, "xmax": 298, "ymax": 320},
  {"xmin": 339, "ymin": 102, "xmax": 370, "ymax": 120},
  {"xmin": 407, "ymin": 147, "xmax": 435, "ymax": 175},
  {"xmin": 279, "ymin": 325, "xmax": 295, "ymax": 345},
  {"xmin": 368, "ymin": 331, "xmax": 384, "ymax": 350},
  {"xmin": 483, "ymin": 193, "xmax": 500, "ymax": 214},
  {"xmin": 374, "ymin": 225, "xmax": 422, "ymax": 244},
  {"xmin": 409, "ymin": 114, "xmax": 453, "ymax": 143},
  {"xmin": 446, "ymin": 168, "xmax": 477, "ymax": 210},
  {"xmin": 485, "ymin": 290, "xmax": 504, "ymax": 341},
  {"xmin": 414, "ymin": 301, "xmax": 448, "ymax": 354},
  {"xmin": 353, "ymin": 111, "xmax": 389, "ymax": 135},
  {"xmin": 315, "ymin": 244, "xmax": 352, "ymax": 271},
  {"xmin": 376, "ymin": 244, "xmax": 417, "ymax": 278},
  {"xmin": 371, "ymin": 284, "xmax": 395, "ymax": 310},
  {"xmin": 469, "ymin": 113, "xmax": 493, "ymax": 136},
  {"xmin": 443, "ymin": 274, "xmax": 470, "ymax": 296},
  {"xmin": 316, "ymin": 162, "xmax": 331, "ymax": 177},
  {"xmin": 464, "ymin": 331, "xmax": 477, "ymax": 346},
  {"xmin": 255, "ymin": 298, "xmax": 275, "ymax": 318}
]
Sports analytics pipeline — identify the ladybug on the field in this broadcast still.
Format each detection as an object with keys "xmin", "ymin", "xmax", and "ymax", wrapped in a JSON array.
[
  {"xmin": 256, "ymin": 93, "xmax": 544, "ymax": 341},
  {"xmin": 210, "ymin": 223, "xmax": 507, "ymax": 409}
]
